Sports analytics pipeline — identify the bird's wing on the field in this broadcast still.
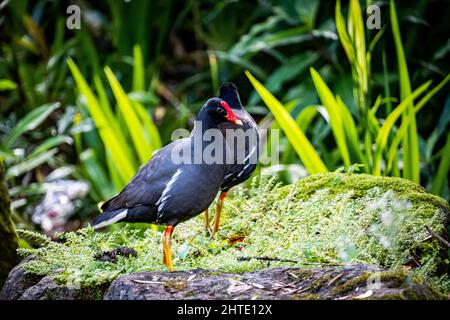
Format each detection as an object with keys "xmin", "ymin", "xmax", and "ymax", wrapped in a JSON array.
[{"xmin": 101, "ymin": 141, "xmax": 181, "ymax": 212}]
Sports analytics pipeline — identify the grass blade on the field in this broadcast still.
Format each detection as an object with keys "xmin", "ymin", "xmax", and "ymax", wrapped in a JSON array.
[
  {"xmin": 132, "ymin": 101, "xmax": 162, "ymax": 152},
  {"xmin": 391, "ymin": 0, "xmax": 419, "ymax": 182},
  {"xmin": 310, "ymin": 68, "xmax": 351, "ymax": 166},
  {"xmin": 67, "ymin": 58, "xmax": 135, "ymax": 185},
  {"xmin": 348, "ymin": 0, "xmax": 368, "ymax": 98},
  {"xmin": 386, "ymin": 73, "xmax": 450, "ymax": 174},
  {"xmin": 373, "ymin": 81, "xmax": 432, "ymax": 175},
  {"xmin": 335, "ymin": 0, "xmax": 354, "ymax": 64},
  {"xmin": 80, "ymin": 149, "xmax": 116, "ymax": 200},
  {"xmin": 6, "ymin": 149, "xmax": 58, "ymax": 180},
  {"xmin": 104, "ymin": 66, "xmax": 153, "ymax": 164},
  {"xmin": 246, "ymin": 70, "xmax": 328, "ymax": 174},
  {"xmin": 208, "ymin": 50, "xmax": 219, "ymax": 94},
  {"xmin": 336, "ymin": 96, "xmax": 367, "ymax": 169},
  {"xmin": 431, "ymin": 130, "xmax": 450, "ymax": 196},
  {"xmin": 132, "ymin": 44, "xmax": 145, "ymax": 92},
  {"xmin": 4, "ymin": 102, "xmax": 60, "ymax": 148},
  {"xmin": 29, "ymin": 136, "xmax": 73, "ymax": 157}
]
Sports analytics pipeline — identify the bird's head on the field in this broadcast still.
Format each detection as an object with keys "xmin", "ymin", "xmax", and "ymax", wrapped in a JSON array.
[
  {"xmin": 219, "ymin": 82, "xmax": 242, "ymax": 110},
  {"xmin": 200, "ymin": 98, "xmax": 243, "ymax": 126}
]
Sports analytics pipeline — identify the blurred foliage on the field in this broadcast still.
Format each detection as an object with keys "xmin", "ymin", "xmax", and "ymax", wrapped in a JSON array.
[{"xmin": 0, "ymin": 0, "xmax": 449, "ymax": 235}]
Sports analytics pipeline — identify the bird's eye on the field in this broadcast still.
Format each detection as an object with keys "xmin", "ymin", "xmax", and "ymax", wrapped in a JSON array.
[{"xmin": 216, "ymin": 107, "xmax": 225, "ymax": 114}]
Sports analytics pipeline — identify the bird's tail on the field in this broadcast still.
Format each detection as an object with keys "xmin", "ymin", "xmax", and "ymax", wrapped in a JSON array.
[{"xmin": 92, "ymin": 208, "xmax": 128, "ymax": 229}]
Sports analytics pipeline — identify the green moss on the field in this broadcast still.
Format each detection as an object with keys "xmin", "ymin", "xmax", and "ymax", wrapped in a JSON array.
[
  {"xmin": 379, "ymin": 270, "xmax": 409, "ymax": 288},
  {"xmin": 17, "ymin": 173, "xmax": 450, "ymax": 295},
  {"xmin": 293, "ymin": 173, "xmax": 427, "ymax": 199},
  {"xmin": 332, "ymin": 273, "xmax": 372, "ymax": 295},
  {"xmin": 163, "ymin": 280, "xmax": 188, "ymax": 292},
  {"xmin": 286, "ymin": 269, "xmax": 315, "ymax": 280},
  {"xmin": 310, "ymin": 274, "xmax": 335, "ymax": 291},
  {"xmin": 294, "ymin": 293, "xmax": 324, "ymax": 300}
]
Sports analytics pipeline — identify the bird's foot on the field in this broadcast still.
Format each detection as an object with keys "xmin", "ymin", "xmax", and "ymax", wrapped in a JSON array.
[
  {"xmin": 205, "ymin": 225, "xmax": 213, "ymax": 238},
  {"xmin": 203, "ymin": 209, "xmax": 213, "ymax": 237}
]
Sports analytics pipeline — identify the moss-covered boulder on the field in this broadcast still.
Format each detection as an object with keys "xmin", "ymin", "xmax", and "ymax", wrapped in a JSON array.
[
  {"xmin": 3, "ymin": 173, "xmax": 449, "ymax": 299},
  {"xmin": 2, "ymin": 264, "xmax": 446, "ymax": 300},
  {"xmin": 102, "ymin": 265, "xmax": 448, "ymax": 300}
]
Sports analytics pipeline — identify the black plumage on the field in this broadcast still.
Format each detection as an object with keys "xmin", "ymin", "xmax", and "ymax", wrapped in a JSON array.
[
  {"xmin": 207, "ymin": 83, "xmax": 260, "ymax": 235},
  {"xmin": 219, "ymin": 82, "xmax": 260, "ymax": 191}
]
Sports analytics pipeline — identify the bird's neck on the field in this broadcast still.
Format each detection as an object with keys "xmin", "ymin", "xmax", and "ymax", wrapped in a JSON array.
[
  {"xmin": 191, "ymin": 118, "xmax": 219, "ymax": 137},
  {"xmin": 220, "ymin": 93, "xmax": 243, "ymax": 110}
]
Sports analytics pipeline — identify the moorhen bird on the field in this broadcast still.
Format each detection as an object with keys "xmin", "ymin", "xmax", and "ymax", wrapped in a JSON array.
[
  {"xmin": 206, "ymin": 82, "xmax": 260, "ymax": 235},
  {"xmin": 93, "ymin": 98, "xmax": 242, "ymax": 271}
]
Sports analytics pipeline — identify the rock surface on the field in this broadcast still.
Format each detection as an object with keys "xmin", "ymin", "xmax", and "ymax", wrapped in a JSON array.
[
  {"xmin": 0, "ymin": 256, "xmax": 42, "ymax": 300},
  {"xmin": 1, "ymin": 263, "xmax": 445, "ymax": 300}
]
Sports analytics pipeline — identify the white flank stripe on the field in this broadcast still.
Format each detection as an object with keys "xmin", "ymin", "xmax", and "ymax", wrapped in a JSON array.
[
  {"xmin": 244, "ymin": 146, "xmax": 257, "ymax": 163},
  {"xmin": 237, "ymin": 164, "xmax": 252, "ymax": 178},
  {"xmin": 93, "ymin": 209, "xmax": 128, "ymax": 229},
  {"xmin": 156, "ymin": 194, "xmax": 172, "ymax": 206},
  {"xmin": 157, "ymin": 169, "xmax": 182, "ymax": 218},
  {"xmin": 224, "ymin": 173, "xmax": 234, "ymax": 180},
  {"xmin": 158, "ymin": 202, "xmax": 167, "ymax": 213}
]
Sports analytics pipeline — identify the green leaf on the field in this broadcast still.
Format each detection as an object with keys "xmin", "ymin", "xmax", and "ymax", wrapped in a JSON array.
[
  {"xmin": 296, "ymin": 105, "xmax": 320, "ymax": 132},
  {"xmin": 29, "ymin": 135, "xmax": 73, "ymax": 157},
  {"xmin": 132, "ymin": 44, "xmax": 145, "ymax": 92},
  {"xmin": 215, "ymin": 51, "xmax": 266, "ymax": 79},
  {"xmin": 208, "ymin": 50, "xmax": 219, "ymax": 94},
  {"xmin": 104, "ymin": 66, "xmax": 153, "ymax": 164},
  {"xmin": 80, "ymin": 149, "xmax": 116, "ymax": 200},
  {"xmin": 386, "ymin": 73, "xmax": 450, "ymax": 174},
  {"xmin": 67, "ymin": 58, "xmax": 135, "ymax": 185},
  {"xmin": 0, "ymin": 79, "xmax": 17, "ymax": 91},
  {"xmin": 4, "ymin": 102, "xmax": 60, "ymax": 148},
  {"xmin": 348, "ymin": 0, "xmax": 368, "ymax": 95},
  {"xmin": 431, "ymin": 130, "xmax": 450, "ymax": 196},
  {"xmin": 246, "ymin": 70, "xmax": 328, "ymax": 174},
  {"xmin": 391, "ymin": 0, "xmax": 419, "ymax": 183},
  {"xmin": 132, "ymin": 101, "xmax": 162, "ymax": 152},
  {"xmin": 92, "ymin": 73, "xmax": 133, "ymax": 159},
  {"xmin": 6, "ymin": 149, "xmax": 58, "ymax": 179},
  {"xmin": 336, "ymin": 96, "xmax": 366, "ymax": 169},
  {"xmin": 310, "ymin": 68, "xmax": 366, "ymax": 169},
  {"xmin": 336, "ymin": 0, "xmax": 354, "ymax": 64},
  {"xmin": 310, "ymin": 68, "xmax": 351, "ymax": 166},
  {"xmin": 373, "ymin": 81, "xmax": 432, "ymax": 175}
]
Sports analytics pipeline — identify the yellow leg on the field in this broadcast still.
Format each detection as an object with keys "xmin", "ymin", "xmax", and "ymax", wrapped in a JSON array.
[
  {"xmin": 204, "ymin": 208, "xmax": 213, "ymax": 236},
  {"xmin": 212, "ymin": 191, "xmax": 227, "ymax": 236},
  {"xmin": 162, "ymin": 226, "xmax": 174, "ymax": 271}
]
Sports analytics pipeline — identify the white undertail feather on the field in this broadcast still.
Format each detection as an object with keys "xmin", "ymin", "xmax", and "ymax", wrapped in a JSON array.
[{"xmin": 93, "ymin": 209, "xmax": 128, "ymax": 229}]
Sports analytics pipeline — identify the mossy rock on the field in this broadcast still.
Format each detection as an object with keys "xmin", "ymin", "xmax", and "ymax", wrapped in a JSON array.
[
  {"xmin": 3, "ymin": 265, "xmax": 446, "ymax": 300},
  {"xmin": 6, "ymin": 173, "xmax": 450, "ymax": 298}
]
